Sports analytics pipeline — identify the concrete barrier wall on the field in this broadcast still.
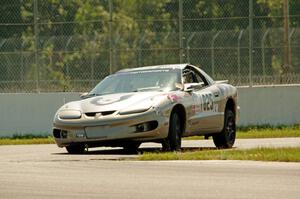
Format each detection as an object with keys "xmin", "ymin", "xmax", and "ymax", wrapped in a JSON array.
[
  {"xmin": 0, "ymin": 85, "xmax": 299, "ymax": 137},
  {"xmin": 237, "ymin": 84, "xmax": 300, "ymax": 126},
  {"xmin": 0, "ymin": 93, "xmax": 79, "ymax": 137}
]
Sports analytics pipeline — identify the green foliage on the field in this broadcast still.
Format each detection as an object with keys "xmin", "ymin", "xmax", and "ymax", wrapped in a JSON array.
[
  {"xmin": 1, "ymin": 0, "xmax": 300, "ymax": 91},
  {"xmin": 0, "ymin": 134, "xmax": 54, "ymax": 145},
  {"xmin": 11, "ymin": 134, "xmax": 50, "ymax": 139},
  {"xmin": 0, "ymin": 138, "xmax": 54, "ymax": 145}
]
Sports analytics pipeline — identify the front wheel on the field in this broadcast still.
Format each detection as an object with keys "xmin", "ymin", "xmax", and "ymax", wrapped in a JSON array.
[
  {"xmin": 123, "ymin": 143, "xmax": 141, "ymax": 153},
  {"xmin": 66, "ymin": 144, "xmax": 86, "ymax": 154},
  {"xmin": 213, "ymin": 109, "xmax": 236, "ymax": 148},
  {"xmin": 162, "ymin": 112, "xmax": 182, "ymax": 151}
]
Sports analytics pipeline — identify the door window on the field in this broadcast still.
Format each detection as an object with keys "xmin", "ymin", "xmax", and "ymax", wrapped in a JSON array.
[{"xmin": 183, "ymin": 67, "xmax": 209, "ymax": 87}]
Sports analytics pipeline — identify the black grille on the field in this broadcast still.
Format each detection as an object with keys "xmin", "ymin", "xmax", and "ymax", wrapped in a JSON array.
[
  {"xmin": 85, "ymin": 111, "xmax": 115, "ymax": 117},
  {"xmin": 101, "ymin": 111, "xmax": 115, "ymax": 116},
  {"xmin": 85, "ymin": 112, "xmax": 96, "ymax": 117}
]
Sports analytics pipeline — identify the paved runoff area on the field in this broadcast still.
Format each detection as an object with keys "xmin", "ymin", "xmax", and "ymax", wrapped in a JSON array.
[{"xmin": 0, "ymin": 138, "xmax": 300, "ymax": 199}]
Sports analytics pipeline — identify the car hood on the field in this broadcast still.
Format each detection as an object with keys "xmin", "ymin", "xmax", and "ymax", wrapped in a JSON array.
[{"xmin": 62, "ymin": 92, "xmax": 167, "ymax": 113}]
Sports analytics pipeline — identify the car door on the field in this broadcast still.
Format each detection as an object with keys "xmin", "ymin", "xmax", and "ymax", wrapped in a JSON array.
[{"xmin": 184, "ymin": 66, "xmax": 223, "ymax": 134}]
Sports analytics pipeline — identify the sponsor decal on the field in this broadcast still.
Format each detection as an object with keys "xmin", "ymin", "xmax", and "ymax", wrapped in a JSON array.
[{"xmin": 167, "ymin": 94, "xmax": 181, "ymax": 102}]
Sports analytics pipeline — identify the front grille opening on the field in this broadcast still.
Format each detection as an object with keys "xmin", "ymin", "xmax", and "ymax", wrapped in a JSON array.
[
  {"xmin": 53, "ymin": 129, "xmax": 61, "ymax": 138},
  {"xmin": 85, "ymin": 111, "xmax": 115, "ymax": 117},
  {"xmin": 134, "ymin": 121, "xmax": 158, "ymax": 133},
  {"xmin": 85, "ymin": 112, "xmax": 96, "ymax": 117},
  {"xmin": 101, "ymin": 111, "xmax": 115, "ymax": 116}
]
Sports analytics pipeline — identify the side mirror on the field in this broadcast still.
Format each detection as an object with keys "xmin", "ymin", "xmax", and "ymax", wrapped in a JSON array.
[
  {"xmin": 184, "ymin": 83, "xmax": 204, "ymax": 92},
  {"xmin": 79, "ymin": 92, "xmax": 89, "ymax": 99},
  {"xmin": 184, "ymin": 85, "xmax": 193, "ymax": 92}
]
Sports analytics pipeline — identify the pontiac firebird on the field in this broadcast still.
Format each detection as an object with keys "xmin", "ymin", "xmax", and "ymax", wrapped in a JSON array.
[{"xmin": 53, "ymin": 64, "xmax": 239, "ymax": 154}]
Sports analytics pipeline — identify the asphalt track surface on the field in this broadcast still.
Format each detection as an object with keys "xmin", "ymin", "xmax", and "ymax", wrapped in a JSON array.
[{"xmin": 0, "ymin": 138, "xmax": 300, "ymax": 199}]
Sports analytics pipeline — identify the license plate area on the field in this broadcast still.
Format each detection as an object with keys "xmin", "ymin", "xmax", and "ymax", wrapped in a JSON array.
[
  {"xmin": 85, "ymin": 125, "xmax": 135, "ymax": 139},
  {"xmin": 67, "ymin": 130, "xmax": 86, "ymax": 139},
  {"xmin": 85, "ymin": 126, "xmax": 110, "ymax": 139}
]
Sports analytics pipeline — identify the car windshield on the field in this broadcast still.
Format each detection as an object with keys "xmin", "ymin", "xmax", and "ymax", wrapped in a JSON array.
[{"xmin": 89, "ymin": 69, "xmax": 181, "ymax": 96}]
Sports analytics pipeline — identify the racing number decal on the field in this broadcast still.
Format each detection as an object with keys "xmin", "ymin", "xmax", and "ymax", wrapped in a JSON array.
[
  {"xmin": 203, "ymin": 93, "xmax": 219, "ymax": 112},
  {"xmin": 193, "ymin": 92, "xmax": 217, "ymax": 113},
  {"xmin": 202, "ymin": 93, "xmax": 214, "ymax": 111}
]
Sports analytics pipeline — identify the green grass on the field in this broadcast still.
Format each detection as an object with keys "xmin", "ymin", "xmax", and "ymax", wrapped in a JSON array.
[
  {"xmin": 139, "ymin": 147, "xmax": 300, "ymax": 162},
  {"xmin": 0, "ymin": 136, "xmax": 54, "ymax": 145},
  {"xmin": 237, "ymin": 126, "xmax": 300, "ymax": 138},
  {"xmin": 184, "ymin": 125, "xmax": 300, "ymax": 140}
]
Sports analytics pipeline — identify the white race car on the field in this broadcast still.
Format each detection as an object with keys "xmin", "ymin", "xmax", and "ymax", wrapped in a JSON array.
[{"xmin": 53, "ymin": 64, "xmax": 239, "ymax": 153}]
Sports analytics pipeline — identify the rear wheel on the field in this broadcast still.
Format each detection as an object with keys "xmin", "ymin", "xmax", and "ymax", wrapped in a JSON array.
[
  {"xmin": 162, "ymin": 112, "xmax": 182, "ymax": 151},
  {"xmin": 213, "ymin": 109, "xmax": 236, "ymax": 148},
  {"xmin": 66, "ymin": 144, "xmax": 86, "ymax": 154}
]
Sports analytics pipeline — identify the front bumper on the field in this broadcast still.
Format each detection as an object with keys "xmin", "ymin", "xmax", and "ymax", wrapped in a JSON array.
[{"xmin": 53, "ymin": 109, "xmax": 169, "ymax": 147}]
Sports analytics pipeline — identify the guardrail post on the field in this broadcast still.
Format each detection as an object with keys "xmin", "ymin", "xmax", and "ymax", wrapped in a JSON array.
[
  {"xmin": 288, "ymin": 28, "xmax": 295, "ymax": 69},
  {"xmin": 261, "ymin": 28, "xmax": 270, "ymax": 84},
  {"xmin": 21, "ymin": 40, "xmax": 26, "ymax": 82},
  {"xmin": 186, "ymin": 32, "xmax": 195, "ymax": 63},
  {"xmin": 283, "ymin": 0, "xmax": 290, "ymax": 75},
  {"xmin": 211, "ymin": 31, "xmax": 220, "ymax": 78},
  {"xmin": 138, "ymin": 34, "xmax": 146, "ymax": 66},
  {"xmin": 249, "ymin": 0, "xmax": 253, "ymax": 87},
  {"xmin": 91, "ymin": 35, "xmax": 97, "ymax": 84},
  {"xmin": 237, "ymin": 30, "xmax": 244, "ymax": 85},
  {"xmin": 163, "ymin": 32, "xmax": 170, "ymax": 63},
  {"xmin": 109, "ymin": 0, "xmax": 113, "ymax": 74},
  {"xmin": 34, "ymin": 0, "xmax": 40, "ymax": 92},
  {"xmin": 179, "ymin": 0, "xmax": 183, "ymax": 63},
  {"xmin": 65, "ymin": 36, "xmax": 73, "ymax": 78}
]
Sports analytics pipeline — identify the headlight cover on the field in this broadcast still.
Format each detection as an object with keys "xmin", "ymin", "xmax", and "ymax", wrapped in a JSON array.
[
  {"xmin": 119, "ymin": 99, "xmax": 153, "ymax": 115},
  {"xmin": 58, "ymin": 110, "xmax": 82, "ymax": 119}
]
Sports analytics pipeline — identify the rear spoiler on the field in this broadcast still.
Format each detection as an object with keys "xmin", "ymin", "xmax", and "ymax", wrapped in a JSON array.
[{"xmin": 215, "ymin": 80, "xmax": 228, "ymax": 84}]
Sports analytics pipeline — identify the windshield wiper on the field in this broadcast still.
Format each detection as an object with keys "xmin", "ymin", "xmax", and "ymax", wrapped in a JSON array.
[
  {"xmin": 87, "ymin": 92, "xmax": 113, "ymax": 97},
  {"xmin": 132, "ymin": 86, "xmax": 161, "ymax": 92}
]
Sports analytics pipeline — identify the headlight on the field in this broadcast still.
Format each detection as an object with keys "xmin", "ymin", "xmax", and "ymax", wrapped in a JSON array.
[
  {"xmin": 119, "ymin": 107, "xmax": 151, "ymax": 115},
  {"xmin": 58, "ymin": 110, "xmax": 82, "ymax": 119}
]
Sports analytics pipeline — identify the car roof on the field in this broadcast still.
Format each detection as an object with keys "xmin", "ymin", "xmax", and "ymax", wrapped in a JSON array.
[{"xmin": 117, "ymin": 63, "xmax": 189, "ymax": 73}]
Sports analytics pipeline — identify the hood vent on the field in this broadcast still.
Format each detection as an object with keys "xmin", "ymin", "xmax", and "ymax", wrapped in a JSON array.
[{"xmin": 85, "ymin": 111, "xmax": 115, "ymax": 117}]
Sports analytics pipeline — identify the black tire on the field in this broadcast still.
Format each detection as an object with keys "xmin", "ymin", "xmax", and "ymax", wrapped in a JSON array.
[
  {"xmin": 162, "ymin": 112, "xmax": 182, "ymax": 151},
  {"xmin": 66, "ymin": 144, "xmax": 86, "ymax": 154},
  {"xmin": 213, "ymin": 109, "xmax": 236, "ymax": 148},
  {"xmin": 123, "ymin": 143, "xmax": 141, "ymax": 153},
  {"xmin": 161, "ymin": 139, "xmax": 171, "ymax": 151}
]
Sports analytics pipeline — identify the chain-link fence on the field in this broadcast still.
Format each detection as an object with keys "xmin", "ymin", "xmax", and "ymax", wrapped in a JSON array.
[{"xmin": 0, "ymin": 0, "xmax": 299, "ymax": 92}]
